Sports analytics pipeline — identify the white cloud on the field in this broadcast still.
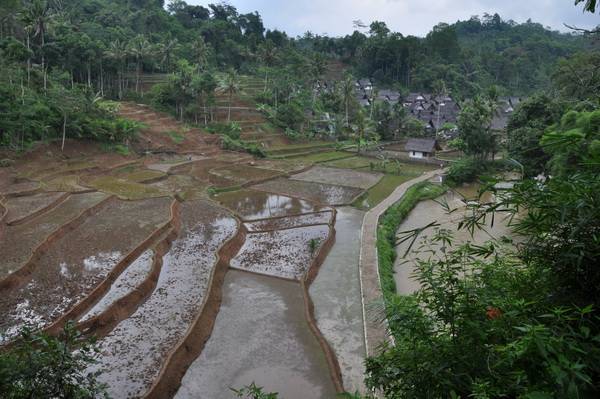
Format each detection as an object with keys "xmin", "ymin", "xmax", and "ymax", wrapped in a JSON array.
[{"xmin": 187, "ymin": 0, "xmax": 599, "ymax": 37}]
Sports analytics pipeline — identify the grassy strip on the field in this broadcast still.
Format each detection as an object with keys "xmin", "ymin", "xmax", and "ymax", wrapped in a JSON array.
[
  {"xmin": 376, "ymin": 182, "xmax": 447, "ymax": 333},
  {"xmin": 281, "ymin": 151, "xmax": 353, "ymax": 163}
]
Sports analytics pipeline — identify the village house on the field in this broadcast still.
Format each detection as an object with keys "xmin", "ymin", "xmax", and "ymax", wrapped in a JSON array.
[{"xmin": 405, "ymin": 138, "xmax": 441, "ymax": 159}]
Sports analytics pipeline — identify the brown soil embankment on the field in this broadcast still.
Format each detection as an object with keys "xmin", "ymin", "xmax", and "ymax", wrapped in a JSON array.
[{"xmin": 44, "ymin": 199, "xmax": 180, "ymax": 337}]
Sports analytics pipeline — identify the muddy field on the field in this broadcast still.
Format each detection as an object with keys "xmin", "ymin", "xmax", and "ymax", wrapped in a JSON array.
[
  {"xmin": 232, "ymin": 225, "xmax": 330, "ymax": 280},
  {"xmin": 292, "ymin": 165, "xmax": 383, "ymax": 190},
  {"xmin": 0, "ymin": 196, "xmax": 172, "ymax": 341},
  {"xmin": 88, "ymin": 200, "xmax": 237, "ymax": 398},
  {"xmin": 0, "ymin": 100, "xmax": 407, "ymax": 397},
  {"xmin": 252, "ymin": 177, "xmax": 364, "ymax": 206},
  {"xmin": 394, "ymin": 184, "xmax": 514, "ymax": 294},
  {"xmin": 215, "ymin": 189, "xmax": 325, "ymax": 219}
]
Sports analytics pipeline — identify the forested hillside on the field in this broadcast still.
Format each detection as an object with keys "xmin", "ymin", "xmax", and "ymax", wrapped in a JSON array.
[
  {"xmin": 0, "ymin": 1, "xmax": 596, "ymax": 150},
  {"xmin": 330, "ymin": 13, "xmax": 592, "ymax": 98}
]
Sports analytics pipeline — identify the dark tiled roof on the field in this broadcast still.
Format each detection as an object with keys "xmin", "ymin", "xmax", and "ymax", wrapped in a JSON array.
[{"xmin": 405, "ymin": 138, "xmax": 440, "ymax": 153}]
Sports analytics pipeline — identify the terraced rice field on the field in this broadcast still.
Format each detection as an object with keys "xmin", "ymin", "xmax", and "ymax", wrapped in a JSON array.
[
  {"xmin": 0, "ymin": 95, "xmax": 441, "ymax": 397},
  {"xmin": 252, "ymin": 177, "xmax": 364, "ymax": 206}
]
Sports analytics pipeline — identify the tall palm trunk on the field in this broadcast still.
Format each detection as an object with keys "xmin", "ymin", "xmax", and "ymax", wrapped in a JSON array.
[
  {"xmin": 228, "ymin": 90, "xmax": 232, "ymax": 123},
  {"xmin": 345, "ymin": 100, "xmax": 349, "ymax": 127},
  {"xmin": 61, "ymin": 114, "xmax": 66, "ymax": 151},
  {"xmin": 26, "ymin": 33, "xmax": 31, "ymax": 85},
  {"xmin": 41, "ymin": 32, "xmax": 46, "ymax": 91}
]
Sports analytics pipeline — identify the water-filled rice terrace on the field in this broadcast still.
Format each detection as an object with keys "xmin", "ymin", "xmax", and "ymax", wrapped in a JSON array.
[{"xmin": 0, "ymin": 100, "xmax": 435, "ymax": 398}]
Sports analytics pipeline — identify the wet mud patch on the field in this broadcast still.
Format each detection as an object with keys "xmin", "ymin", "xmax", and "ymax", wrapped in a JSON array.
[
  {"xmin": 209, "ymin": 164, "xmax": 282, "ymax": 186},
  {"xmin": 0, "ymin": 192, "xmax": 109, "ymax": 280},
  {"xmin": 176, "ymin": 159, "xmax": 232, "ymax": 182},
  {"xmin": 231, "ymin": 225, "xmax": 330, "ymax": 280},
  {"xmin": 3, "ymin": 192, "xmax": 67, "ymax": 224},
  {"xmin": 252, "ymin": 178, "xmax": 364, "ymax": 206},
  {"xmin": 174, "ymin": 270, "xmax": 337, "ymax": 399},
  {"xmin": 0, "ymin": 180, "xmax": 40, "ymax": 197},
  {"xmin": 215, "ymin": 189, "xmax": 322, "ymax": 219},
  {"xmin": 88, "ymin": 200, "xmax": 237, "ymax": 399},
  {"xmin": 393, "ymin": 187, "xmax": 513, "ymax": 295},
  {"xmin": 292, "ymin": 165, "xmax": 383, "ymax": 190},
  {"xmin": 84, "ymin": 175, "xmax": 169, "ymax": 200},
  {"xmin": 244, "ymin": 211, "xmax": 333, "ymax": 232},
  {"xmin": 79, "ymin": 250, "xmax": 154, "ymax": 322},
  {"xmin": 0, "ymin": 197, "xmax": 172, "ymax": 341},
  {"xmin": 149, "ymin": 174, "xmax": 208, "ymax": 200}
]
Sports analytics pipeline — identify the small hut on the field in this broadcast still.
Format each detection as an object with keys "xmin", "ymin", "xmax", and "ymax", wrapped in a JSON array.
[{"xmin": 405, "ymin": 138, "xmax": 441, "ymax": 159}]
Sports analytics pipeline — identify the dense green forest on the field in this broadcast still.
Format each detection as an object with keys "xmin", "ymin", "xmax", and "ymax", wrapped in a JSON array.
[
  {"xmin": 1, "ymin": 0, "xmax": 597, "ymax": 150},
  {"xmin": 306, "ymin": 14, "xmax": 593, "ymax": 97}
]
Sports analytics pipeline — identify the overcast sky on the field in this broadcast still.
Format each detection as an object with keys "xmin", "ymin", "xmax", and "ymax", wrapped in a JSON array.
[{"xmin": 187, "ymin": 0, "xmax": 599, "ymax": 37}]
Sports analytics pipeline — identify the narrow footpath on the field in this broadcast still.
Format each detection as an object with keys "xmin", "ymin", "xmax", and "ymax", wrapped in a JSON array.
[{"xmin": 358, "ymin": 169, "xmax": 443, "ymax": 357}]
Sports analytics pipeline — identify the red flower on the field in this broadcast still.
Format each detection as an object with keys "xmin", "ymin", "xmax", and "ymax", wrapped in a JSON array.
[{"xmin": 486, "ymin": 306, "xmax": 503, "ymax": 320}]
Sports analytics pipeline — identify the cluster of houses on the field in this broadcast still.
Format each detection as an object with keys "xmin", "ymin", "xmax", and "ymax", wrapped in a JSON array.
[
  {"xmin": 312, "ymin": 78, "xmax": 523, "ymax": 161},
  {"xmin": 355, "ymin": 78, "xmax": 461, "ymax": 138},
  {"xmin": 354, "ymin": 78, "xmax": 522, "ymax": 137}
]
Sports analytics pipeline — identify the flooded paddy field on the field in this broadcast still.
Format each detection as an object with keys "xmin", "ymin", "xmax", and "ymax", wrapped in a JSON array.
[
  {"xmin": 252, "ymin": 177, "xmax": 364, "ymax": 206},
  {"xmin": 309, "ymin": 207, "xmax": 366, "ymax": 393},
  {"xmin": 88, "ymin": 200, "xmax": 237, "ymax": 399},
  {"xmin": 0, "ymin": 197, "xmax": 172, "ymax": 340},
  {"xmin": 232, "ymin": 225, "xmax": 330, "ymax": 280},
  {"xmin": 175, "ymin": 270, "xmax": 337, "ymax": 399},
  {"xmin": 292, "ymin": 165, "xmax": 383, "ymax": 190},
  {"xmin": 0, "ymin": 191, "xmax": 109, "ymax": 280},
  {"xmin": 0, "ymin": 100, "xmax": 400, "ymax": 398},
  {"xmin": 79, "ymin": 250, "xmax": 154, "ymax": 322},
  {"xmin": 3, "ymin": 191, "xmax": 67, "ymax": 224},
  {"xmin": 215, "ymin": 189, "xmax": 324, "ymax": 219},
  {"xmin": 244, "ymin": 210, "xmax": 333, "ymax": 232},
  {"xmin": 209, "ymin": 164, "xmax": 282, "ymax": 186},
  {"xmin": 394, "ymin": 185, "xmax": 513, "ymax": 295}
]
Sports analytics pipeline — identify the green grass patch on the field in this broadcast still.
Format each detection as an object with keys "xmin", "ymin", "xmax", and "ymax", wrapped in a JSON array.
[
  {"xmin": 117, "ymin": 169, "xmax": 165, "ymax": 183},
  {"xmin": 207, "ymin": 185, "xmax": 242, "ymax": 196},
  {"xmin": 353, "ymin": 169, "xmax": 435, "ymax": 209},
  {"xmin": 266, "ymin": 141, "xmax": 336, "ymax": 156},
  {"xmin": 166, "ymin": 130, "xmax": 184, "ymax": 144},
  {"xmin": 376, "ymin": 182, "xmax": 447, "ymax": 332},
  {"xmin": 284, "ymin": 150, "xmax": 353, "ymax": 163},
  {"xmin": 87, "ymin": 176, "xmax": 168, "ymax": 200}
]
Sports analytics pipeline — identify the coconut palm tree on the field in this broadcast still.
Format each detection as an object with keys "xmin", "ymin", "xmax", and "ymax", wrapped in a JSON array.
[
  {"xmin": 191, "ymin": 36, "xmax": 209, "ymax": 74},
  {"xmin": 128, "ymin": 34, "xmax": 152, "ymax": 95},
  {"xmin": 257, "ymin": 40, "xmax": 278, "ymax": 91},
  {"xmin": 20, "ymin": 0, "xmax": 53, "ymax": 90},
  {"xmin": 340, "ymin": 74, "xmax": 355, "ymax": 128},
  {"xmin": 105, "ymin": 39, "xmax": 127, "ymax": 99},
  {"xmin": 158, "ymin": 37, "xmax": 179, "ymax": 73},
  {"xmin": 309, "ymin": 52, "xmax": 326, "ymax": 104},
  {"xmin": 217, "ymin": 69, "xmax": 241, "ymax": 123}
]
